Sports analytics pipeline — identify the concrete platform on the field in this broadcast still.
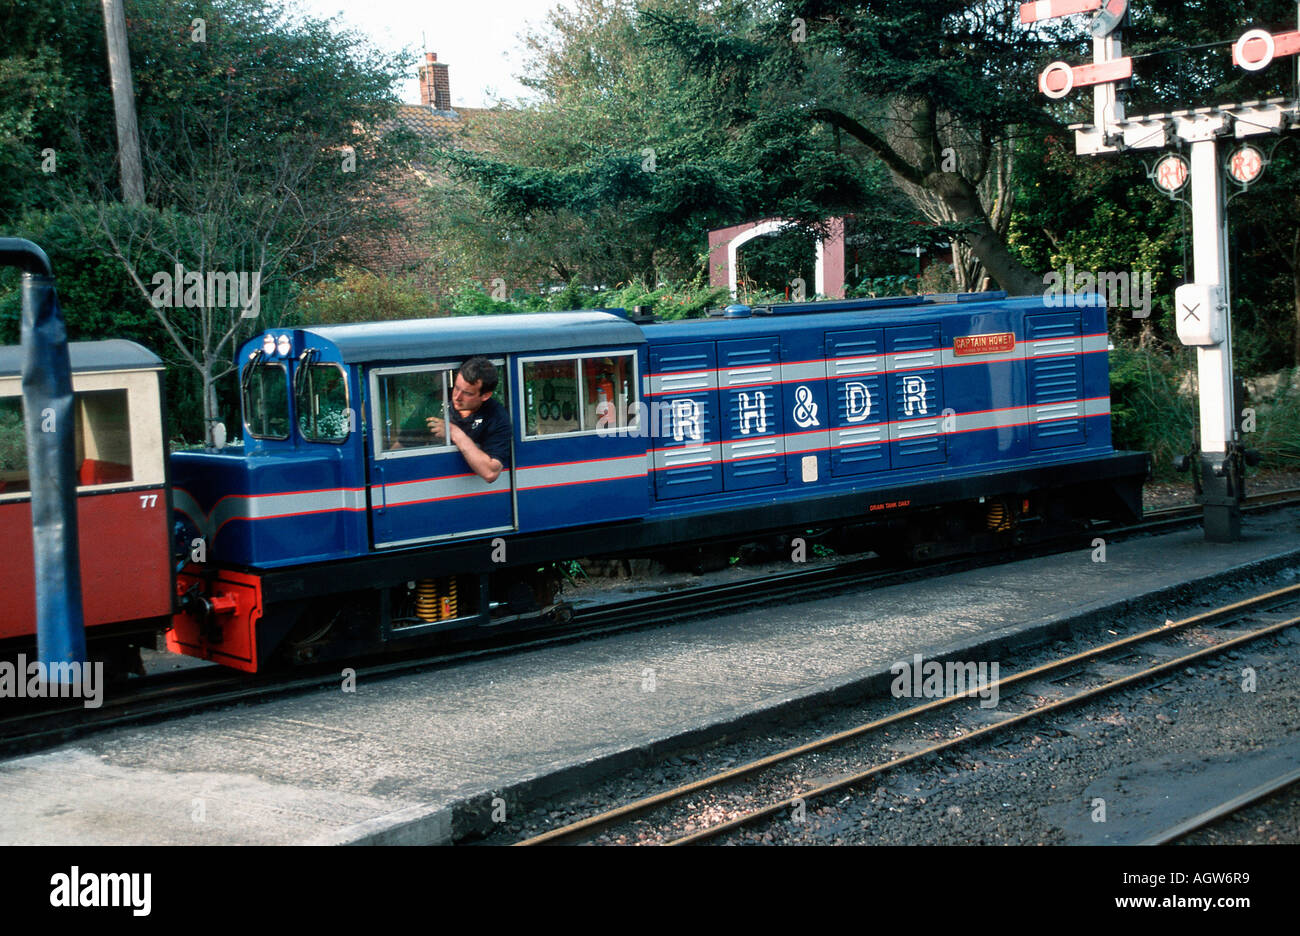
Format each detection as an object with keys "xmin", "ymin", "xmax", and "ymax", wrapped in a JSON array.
[{"xmin": 2, "ymin": 508, "xmax": 1298, "ymax": 845}]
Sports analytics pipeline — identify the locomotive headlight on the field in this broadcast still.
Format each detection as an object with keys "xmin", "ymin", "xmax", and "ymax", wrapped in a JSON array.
[
  {"xmin": 276, "ymin": 334, "xmax": 291, "ymax": 357},
  {"xmin": 262, "ymin": 333, "xmax": 276, "ymax": 356}
]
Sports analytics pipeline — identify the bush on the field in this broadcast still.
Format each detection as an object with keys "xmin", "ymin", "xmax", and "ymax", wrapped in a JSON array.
[
  {"xmin": 291, "ymin": 268, "xmax": 441, "ymax": 325},
  {"xmin": 1108, "ymin": 342, "xmax": 1197, "ymax": 477},
  {"xmin": 1253, "ymin": 369, "xmax": 1300, "ymax": 467},
  {"xmin": 0, "ymin": 402, "xmax": 24, "ymax": 472}
]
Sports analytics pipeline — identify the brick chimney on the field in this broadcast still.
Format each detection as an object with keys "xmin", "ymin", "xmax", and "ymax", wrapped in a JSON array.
[{"xmin": 419, "ymin": 52, "xmax": 452, "ymax": 111}]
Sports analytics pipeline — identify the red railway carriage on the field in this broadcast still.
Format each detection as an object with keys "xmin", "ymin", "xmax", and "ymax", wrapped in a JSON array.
[{"xmin": 0, "ymin": 341, "xmax": 174, "ymax": 657}]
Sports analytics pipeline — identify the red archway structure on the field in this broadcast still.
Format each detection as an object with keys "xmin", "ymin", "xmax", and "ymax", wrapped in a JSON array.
[{"xmin": 708, "ymin": 217, "xmax": 846, "ymax": 299}]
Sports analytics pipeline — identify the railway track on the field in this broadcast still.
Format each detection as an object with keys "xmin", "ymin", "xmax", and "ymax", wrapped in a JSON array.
[
  {"xmin": 515, "ymin": 582, "xmax": 1300, "ymax": 845},
  {"xmin": 1139, "ymin": 767, "xmax": 1300, "ymax": 845},
  {"xmin": 1, "ymin": 490, "xmax": 1297, "ymax": 759}
]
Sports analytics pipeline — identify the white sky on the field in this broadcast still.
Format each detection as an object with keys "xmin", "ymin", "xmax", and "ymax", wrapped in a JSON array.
[{"xmin": 295, "ymin": 0, "xmax": 566, "ymax": 108}]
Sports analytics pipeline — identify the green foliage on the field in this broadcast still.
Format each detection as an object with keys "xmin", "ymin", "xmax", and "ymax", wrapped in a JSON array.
[
  {"xmin": 1225, "ymin": 141, "xmax": 1300, "ymax": 372},
  {"xmin": 917, "ymin": 262, "xmax": 959, "ymax": 296},
  {"xmin": 433, "ymin": 277, "xmax": 731, "ymax": 321},
  {"xmin": 847, "ymin": 275, "xmax": 919, "ymax": 300},
  {"xmin": 1, "ymin": 0, "xmax": 414, "ymax": 220},
  {"xmin": 555, "ymin": 560, "xmax": 587, "ymax": 583},
  {"xmin": 1, "ymin": 0, "xmax": 420, "ymax": 442},
  {"xmin": 737, "ymin": 230, "xmax": 816, "ymax": 296},
  {"xmin": 427, "ymin": 0, "xmax": 885, "ymax": 290},
  {"xmin": 1253, "ymin": 370, "xmax": 1300, "ymax": 466},
  {"xmin": 0, "ymin": 207, "xmax": 153, "ymax": 346},
  {"xmin": 0, "ymin": 1, "xmax": 107, "ymax": 220},
  {"xmin": 443, "ymin": 279, "xmax": 546, "ymax": 317},
  {"xmin": 1107, "ymin": 343, "xmax": 1197, "ymax": 478},
  {"xmin": 292, "ymin": 269, "xmax": 440, "ymax": 325},
  {"xmin": 595, "ymin": 282, "xmax": 730, "ymax": 320},
  {"xmin": 0, "ymin": 205, "xmax": 214, "ymax": 441},
  {"xmin": 0, "ymin": 402, "xmax": 25, "ymax": 472},
  {"xmin": 1015, "ymin": 6, "xmax": 1300, "ymax": 366}
]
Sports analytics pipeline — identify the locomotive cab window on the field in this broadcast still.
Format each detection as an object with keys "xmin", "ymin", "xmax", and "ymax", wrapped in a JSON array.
[
  {"xmin": 374, "ymin": 367, "xmax": 450, "ymax": 454},
  {"xmin": 521, "ymin": 352, "xmax": 638, "ymax": 439},
  {"xmin": 243, "ymin": 362, "xmax": 289, "ymax": 440},
  {"xmin": 522, "ymin": 360, "xmax": 579, "ymax": 437},
  {"xmin": 296, "ymin": 362, "xmax": 351, "ymax": 443},
  {"xmin": 582, "ymin": 356, "xmax": 637, "ymax": 432},
  {"xmin": 373, "ymin": 361, "xmax": 509, "ymax": 456}
]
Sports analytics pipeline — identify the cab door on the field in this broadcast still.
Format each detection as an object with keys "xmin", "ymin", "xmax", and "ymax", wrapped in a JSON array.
[{"xmin": 366, "ymin": 362, "xmax": 514, "ymax": 549}]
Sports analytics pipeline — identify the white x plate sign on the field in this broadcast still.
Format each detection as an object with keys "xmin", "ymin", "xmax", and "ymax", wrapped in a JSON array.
[{"xmin": 1174, "ymin": 283, "xmax": 1226, "ymax": 346}]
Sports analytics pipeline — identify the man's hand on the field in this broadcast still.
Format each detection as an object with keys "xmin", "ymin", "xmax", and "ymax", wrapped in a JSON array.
[{"xmin": 429, "ymin": 415, "xmax": 501, "ymax": 483}]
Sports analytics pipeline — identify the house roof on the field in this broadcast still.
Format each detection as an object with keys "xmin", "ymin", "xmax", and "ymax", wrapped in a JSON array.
[{"xmin": 378, "ymin": 104, "xmax": 493, "ymax": 148}]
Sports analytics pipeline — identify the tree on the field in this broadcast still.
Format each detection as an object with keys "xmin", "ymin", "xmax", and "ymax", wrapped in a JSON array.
[
  {"xmin": 723, "ymin": 1, "xmax": 1055, "ymax": 295},
  {"xmin": 465, "ymin": 0, "xmax": 1054, "ymax": 295},
  {"xmin": 5, "ymin": 0, "xmax": 419, "ymax": 442},
  {"xmin": 0, "ymin": 1, "xmax": 113, "ymax": 222},
  {"xmin": 430, "ymin": 0, "xmax": 891, "ymax": 291}
]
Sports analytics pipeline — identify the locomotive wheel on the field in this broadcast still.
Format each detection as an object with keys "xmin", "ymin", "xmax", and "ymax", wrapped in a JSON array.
[
  {"xmin": 660, "ymin": 544, "xmax": 732, "ymax": 576},
  {"xmin": 99, "ymin": 641, "xmax": 146, "ymax": 681}
]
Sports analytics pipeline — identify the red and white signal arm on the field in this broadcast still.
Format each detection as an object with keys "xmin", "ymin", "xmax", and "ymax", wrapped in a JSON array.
[
  {"xmin": 1040, "ymin": 57, "xmax": 1133, "ymax": 98},
  {"xmin": 1228, "ymin": 145, "xmax": 1265, "ymax": 186},
  {"xmin": 1020, "ymin": 0, "xmax": 1103, "ymax": 24},
  {"xmin": 1153, "ymin": 154, "xmax": 1190, "ymax": 194},
  {"xmin": 1233, "ymin": 28, "xmax": 1300, "ymax": 72},
  {"xmin": 1021, "ymin": 0, "xmax": 1126, "ymax": 28}
]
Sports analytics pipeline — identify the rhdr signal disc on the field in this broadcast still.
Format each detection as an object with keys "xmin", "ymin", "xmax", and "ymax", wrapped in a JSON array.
[
  {"xmin": 1228, "ymin": 145, "xmax": 1265, "ymax": 186},
  {"xmin": 1153, "ymin": 154, "xmax": 1189, "ymax": 194}
]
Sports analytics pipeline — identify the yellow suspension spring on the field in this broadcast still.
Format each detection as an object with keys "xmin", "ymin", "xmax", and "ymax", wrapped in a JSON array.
[
  {"xmin": 986, "ymin": 502, "xmax": 1013, "ymax": 532},
  {"xmin": 415, "ymin": 579, "xmax": 440, "ymax": 622},
  {"xmin": 441, "ymin": 577, "xmax": 458, "ymax": 620}
]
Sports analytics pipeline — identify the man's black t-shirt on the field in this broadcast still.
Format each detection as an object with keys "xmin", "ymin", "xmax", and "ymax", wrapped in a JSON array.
[{"xmin": 452, "ymin": 396, "xmax": 512, "ymax": 470}]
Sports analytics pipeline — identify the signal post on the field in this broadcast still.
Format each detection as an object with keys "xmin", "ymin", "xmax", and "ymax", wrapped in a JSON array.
[{"xmin": 1026, "ymin": 0, "xmax": 1300, "ymax": 541}]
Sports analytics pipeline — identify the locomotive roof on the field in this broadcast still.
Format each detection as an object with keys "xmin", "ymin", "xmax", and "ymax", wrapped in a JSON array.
[
  {"xmin": 0, "ymin": 339, "xmax": 162, "ymax": 379},
  {"xmin": 300, "ymin": 311, "xmax": 646, "ymax": 364}
]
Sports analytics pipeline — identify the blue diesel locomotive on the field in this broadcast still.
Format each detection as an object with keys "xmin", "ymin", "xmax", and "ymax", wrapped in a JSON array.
[{"xmin": 166, "ymin": 291, "xmax": 1147, "ymax": 671}]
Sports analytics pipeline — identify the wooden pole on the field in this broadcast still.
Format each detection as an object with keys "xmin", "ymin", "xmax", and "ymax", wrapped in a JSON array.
[{"xmin": 101, "ymin": 0, "xmax": 145, "ymax": 205}]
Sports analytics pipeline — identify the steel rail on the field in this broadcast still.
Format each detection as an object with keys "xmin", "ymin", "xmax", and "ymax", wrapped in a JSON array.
[
  {"xmin": 517, "ymin": 583, "xmax": 1300, "ymax": 845},
  {"xmin": 1138, "ymin": 767, "xmax": 1300, "ymax": 846},
  {"xmin": 665, "ymin": 613, "xmax": 1300, "ymax": 845}
]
